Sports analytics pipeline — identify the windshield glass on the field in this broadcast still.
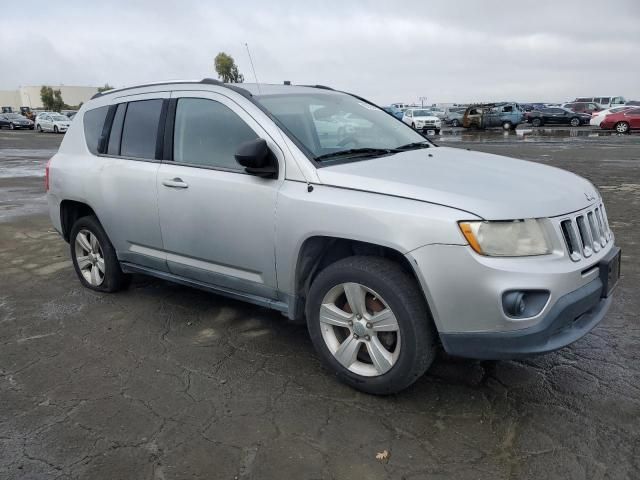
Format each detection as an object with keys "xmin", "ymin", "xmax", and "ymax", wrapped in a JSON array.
[
  {"xmin": 6, "ymin": 114, "xmax": 22, "ymax": 119},
  {"xmin": 52, "ymin": 115, "xmax": 68, "ymax": 121},
  {"xmin": 412, "ymin": 110, "xmax": 432, "ymax": 117},
  {"xmin": 256, "ymin": 92, "xmax": 429, "ymax": 161}
]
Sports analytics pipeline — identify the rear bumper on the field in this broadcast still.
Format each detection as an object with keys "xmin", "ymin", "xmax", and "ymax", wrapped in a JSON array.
[{"xmin": 439, "ymin": 275, "xmax": 611, "ymax": 360}]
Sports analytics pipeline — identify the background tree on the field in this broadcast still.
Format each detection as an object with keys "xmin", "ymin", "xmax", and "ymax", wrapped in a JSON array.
[
  {"xmin": 98, "ymin": 83, "xmax": 114, "ymax": 93},
  {"xmin": 40, "ymin": 86, "xmax": 65, "ymax": 112},
  {"xmin": 214, "ymin": 52, "xmax": 244, "ymax": 83}
]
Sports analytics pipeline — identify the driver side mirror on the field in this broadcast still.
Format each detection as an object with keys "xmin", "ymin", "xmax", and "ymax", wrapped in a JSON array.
[{"xmin": 234, "ymin": 138, "xmax": 278, "ymax": 178}]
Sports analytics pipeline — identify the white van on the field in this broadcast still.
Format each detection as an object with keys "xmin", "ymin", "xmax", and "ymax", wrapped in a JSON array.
[{"xmin": 574, "ymin": 96, "xmax": 626, "ymax": 108}]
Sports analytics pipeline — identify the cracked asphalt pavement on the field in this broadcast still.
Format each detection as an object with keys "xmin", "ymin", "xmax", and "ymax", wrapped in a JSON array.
[{"xmin": 1, "ymin": 129, "xmax": 639, "ymax": 479}]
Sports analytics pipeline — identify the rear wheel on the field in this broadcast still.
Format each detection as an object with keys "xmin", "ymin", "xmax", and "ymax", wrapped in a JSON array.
[
  {"xmin": 37, "ymin": 124, "xmax": 42, "ymax": 132},
  {"xmin": 570, "ymin": 117, "xmax": 580, "ymax": 127},
  {"xmin": 532, "ymin": 118, "xmax": 542, "ymax": 127},
  {"xmin": 9, "ymin": 123, "xmax": 15, "ymax": 130},
  {"xmin": 450, "ymin": 119, "xmax": 460, "ymax": 127},
  {"xmin": 306, "ymin": 256, "xmax": 437, "ymax": 395},
  {"xmin": 54, "ymin": 125, "xmax": 59, "ymax": 133},
  {"xmin": 70, "ymin": 216, "xmax": 129, "ymax": 293},
  {"xmin": 615, "ymin": 121, "xmax": 630, "ymax": 134},
  {"xmin": 502, "ymin": 121, "xmax": 513, "ymax": 131}
]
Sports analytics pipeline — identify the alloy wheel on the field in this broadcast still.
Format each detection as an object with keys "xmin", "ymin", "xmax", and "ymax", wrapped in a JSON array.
[
  {"xmin": 616, "ymin": 122, "xmax": 629, "ymax": 133},
  {"xmin": 319, "ymin": 282, "xmax": 401, "ymax": 377},
  {"xmin": 74, "ymin": 229, "xmax": 105, "ymax": 286}
]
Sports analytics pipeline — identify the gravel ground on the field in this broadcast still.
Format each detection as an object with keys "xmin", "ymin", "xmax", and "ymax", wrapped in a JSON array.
[{"xmin": 1, "ymin": 128, "xmax": 639, "ymax": 479}]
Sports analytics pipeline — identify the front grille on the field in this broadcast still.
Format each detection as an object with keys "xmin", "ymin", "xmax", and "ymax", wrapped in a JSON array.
[{"xmin": 560, "ymin": 203, "xmax": 612, "ymax": 261}]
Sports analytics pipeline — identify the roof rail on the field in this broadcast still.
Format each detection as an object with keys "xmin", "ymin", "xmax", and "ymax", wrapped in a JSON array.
[
  {"xmin": 302, "ymin": 84, "xmax": 334, "ymax": 91},
  {"xmin": 90, "ymin": 78, "xmax": 253, "ymax": 100}
]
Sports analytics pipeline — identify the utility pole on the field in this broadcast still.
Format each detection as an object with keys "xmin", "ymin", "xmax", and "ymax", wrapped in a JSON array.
[{"xmin": 419, "ymin": 96, "xmax": 428, "ymax": 108}]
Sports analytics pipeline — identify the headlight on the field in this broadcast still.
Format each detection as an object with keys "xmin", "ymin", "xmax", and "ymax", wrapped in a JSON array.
[{"xmin": 458, "ymin": 219, "xmax": 551, "ymax": 256}]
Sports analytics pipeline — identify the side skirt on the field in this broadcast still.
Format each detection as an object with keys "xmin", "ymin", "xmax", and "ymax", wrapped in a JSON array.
[{"xmin": 121, "ymin": 262, "xmax": 289, "ymax": 313}]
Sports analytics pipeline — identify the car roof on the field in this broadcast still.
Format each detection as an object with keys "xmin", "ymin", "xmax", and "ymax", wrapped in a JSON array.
[{"xmin": 91, "ymin": 79, "xmax": 343, "ymax": 101}]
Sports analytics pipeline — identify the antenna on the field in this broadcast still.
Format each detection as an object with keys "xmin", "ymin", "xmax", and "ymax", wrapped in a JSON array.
[{"xmin": 244, "ymin": 42, "xmax": 262, "ymax": 94}]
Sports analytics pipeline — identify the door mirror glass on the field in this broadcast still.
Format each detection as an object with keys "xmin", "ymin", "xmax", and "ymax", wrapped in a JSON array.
[{"xmin": 234, "ymin": 138, "xmax": 278, "ymax": 178}]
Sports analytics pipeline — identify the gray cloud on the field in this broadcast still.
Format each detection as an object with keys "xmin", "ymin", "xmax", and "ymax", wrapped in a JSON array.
[{"xmin": 1, "ymin": 0, "xmax": 639, "ymax": 104}]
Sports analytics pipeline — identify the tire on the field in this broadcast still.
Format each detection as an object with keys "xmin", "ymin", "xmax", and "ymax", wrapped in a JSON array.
[
  {"xmin": 9, "ymin": 123, "xmax": 15, "ymax": 130},
  {"xmin": 570, "ymin": 117, "xmax": 580, "ymax": 127},
  {"xmin": 450, "ymin": 119, "xmax": 460, "ymax": 127},
  {"xmin": 532, "ymin": 118, "xmax": 542, "ymax": 127},
  {"xmin": 435, "ymin": 129, "xmax": 441, "ymax": 135},
  {"xmin": 615, "ymin": 121, "xmax": 630, "ymax": 134},
  {"xmin": 37, "ymin": 124, "xmax": 42, "ymax": 132},
  {"xmin": 502, "ymin": 121, "xmax": 513, "ymax": 131},
  {"xmin": 70, "ymin": 216, "xmax": 129, "ymax": 293},
  {"xmin": 54, "ymin": 125, "xmax": 59, "ymax": 133},
  {"xmin": 411, "ymin": 122, "xmax": 415, "ymax": 129},
  {"xmin": 306, "ymin": 256, "xmax": 437, "ymax": 395}
]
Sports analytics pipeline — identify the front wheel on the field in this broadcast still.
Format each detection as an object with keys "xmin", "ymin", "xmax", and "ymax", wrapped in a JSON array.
[
  {"xmin": 306, "ymin": 256, "xmax": 437, "ymax": 395},
  {"xmin": 37, "ymin": 124, "xmax": 42, "ymax": 132},
  {"xmin": 450, "ymin": 119, "xmax": 460, "ymax": 127},
  {"xmin": 615, "ymin": 121, "xmax": 630, "ymax": 134},
  {"xmin": 54, "ymin": 125, "xmax": 59, "ymax": 133},
  {"xmin": 532, "ymin": 118, "xmax": 542, "ymax": 127},
  {"xmin": 502, "ymin": 121, "xmax": 513, "ymax": 131},
  {"xmin": 70, "ymin": 216, "xmax": 130, "ymax": 293},
  {"xmin": 9, "ymin": 123, "xmax": 15, "ymax": 130},
  {"xmin": 570, "ymin": 117, "xmax": 580, "ymax": 127}
]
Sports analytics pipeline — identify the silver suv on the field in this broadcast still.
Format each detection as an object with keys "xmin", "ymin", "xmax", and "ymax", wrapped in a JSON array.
[{"xmin": 46, "ymin": 79, "xmax": 621, "ymax": 394}]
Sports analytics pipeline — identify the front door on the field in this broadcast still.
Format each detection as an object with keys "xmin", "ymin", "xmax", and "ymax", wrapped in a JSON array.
[{"xmin": 156, "ymin": 91, "xmax": 283, "ymax": 299}]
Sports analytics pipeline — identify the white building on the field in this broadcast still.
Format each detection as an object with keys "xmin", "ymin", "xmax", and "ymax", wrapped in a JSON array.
[{"xmin": 0, "ymin": 85, "xmax": 100, "ymax": 110}]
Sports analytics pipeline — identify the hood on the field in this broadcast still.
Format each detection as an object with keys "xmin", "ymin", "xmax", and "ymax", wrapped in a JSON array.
[{"xmin": 316, "ymin": 147, "xmax": 598, "ymax": 219}]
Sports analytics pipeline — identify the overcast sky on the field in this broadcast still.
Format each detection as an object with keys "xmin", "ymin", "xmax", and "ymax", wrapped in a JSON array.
[{"xmin": 2, "ymin": 1, "xmax": 639, "ymax": 105}]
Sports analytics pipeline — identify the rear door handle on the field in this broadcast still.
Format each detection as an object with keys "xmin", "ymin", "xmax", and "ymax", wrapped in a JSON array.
[{"xmin": 162, "ymin": 178, "xmax": 189, "ymax": 189}]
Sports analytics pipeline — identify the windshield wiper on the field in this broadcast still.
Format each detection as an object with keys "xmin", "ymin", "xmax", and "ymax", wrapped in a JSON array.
[
  {"xmin": 395, "ymin": 141, "xmax": 431, "ymax": 151},
  {"xmin": 314, "ymin": 148, "xmax": 399, "ymax": 161}
]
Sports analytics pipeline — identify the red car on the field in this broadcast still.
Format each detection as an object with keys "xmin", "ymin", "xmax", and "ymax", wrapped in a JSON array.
[{"xmin": 600, "ymin": 107, "xmax": 640, "ymax": 133}]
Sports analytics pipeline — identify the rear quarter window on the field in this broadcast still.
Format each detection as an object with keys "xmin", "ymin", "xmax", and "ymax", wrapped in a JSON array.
[{"xmin": 83, "ymin": 106, "xmax": 109, "ymax": 154}]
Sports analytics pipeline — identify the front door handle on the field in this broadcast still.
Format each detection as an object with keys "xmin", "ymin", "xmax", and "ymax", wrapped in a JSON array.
[{"xmin": 162, "ymin": 178, "xmax": 189, "ymax": 189}]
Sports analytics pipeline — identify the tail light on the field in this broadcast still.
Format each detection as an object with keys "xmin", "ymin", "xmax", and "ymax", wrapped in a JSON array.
[{"xmin": 45, "ymin": 158, "xmax": 52, "ymax": 191}]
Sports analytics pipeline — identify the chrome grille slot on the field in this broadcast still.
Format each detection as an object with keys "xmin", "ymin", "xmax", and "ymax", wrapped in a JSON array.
[
  {"xmin": 560, "ymin": 202, "xmax": 611, "ymax": 262},
  {"xmin": 575, "ymin": 215, "xmax": 593, "ymax": 257}
]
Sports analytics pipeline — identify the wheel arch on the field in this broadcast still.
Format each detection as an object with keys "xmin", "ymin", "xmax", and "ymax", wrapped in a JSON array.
[
  {"xmin": 289, "ymin": 235, "xmax": 430, "ymax": 322},
  {"xmin": 60, "ymin": 200, "xmax": 97, "ymax": 242}
]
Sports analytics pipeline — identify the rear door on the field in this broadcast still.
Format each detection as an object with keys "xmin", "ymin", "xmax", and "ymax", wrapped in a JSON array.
[
  {"xmin": 86, "ymin": 93, "xmax": 169, "ymax": 272},
  {"xmin": 156, "ymin": 91, "xmax": 284, "ymax": 298},
  {"xmin": 627, "ymin": 109, "xmax": 640, "ymax": 128}
]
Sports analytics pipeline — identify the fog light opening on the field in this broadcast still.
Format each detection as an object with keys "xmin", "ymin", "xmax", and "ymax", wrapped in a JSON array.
[{"xmin": 502, "ymin": 290, "xmax": 549, "ymax": 319}]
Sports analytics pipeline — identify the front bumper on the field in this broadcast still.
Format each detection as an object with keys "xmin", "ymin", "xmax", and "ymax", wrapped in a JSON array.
[
  {"xmin": 407, "ymin": 235, "xmax": 619, "ymax": 359},
  {"xmin": 439, "ymin": 274, "xmax": 611, "ymax": 359}
]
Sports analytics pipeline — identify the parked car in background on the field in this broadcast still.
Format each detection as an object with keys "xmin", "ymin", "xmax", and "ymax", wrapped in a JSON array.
[
  {"xmin": 462, "ymin": 103, "xmax": 524, "ymax": 130},
  {"xmin": 46, "ymin": 79, "xmax": 620, "ymax": 394},
  {"xmin": 590, "ymin": 106, "xmax": 635, "ymax": 127},
  {"xmin": 574, "ymin": 96, "xmax": 626, "ymax": 109},
  {"xmin": 36, "ymin": 113, "xmax": 72, "ymax": 133},
  {"xmin": 426, "ymin": 107, "xmax": 446, "ymax": 119},
  {"xmin": 402, "ymin": 108, "xmax": 441, "ymax": 134},
  {"xmin": 444, "ymin": 107, "xmax": 466, "ymax": 127},
  {"xmin": 61, "ymin": 110, "xmax": 78, "ymax": 118},
  {"xmin": 562, "ymin": 102, "xmax": 602, "ymax": 115},
  {"xmin": 526, "ymin": 107, "xmax": 590, "ymax": 127},
  {"xmin": 0, "ymin": 113, "xmax": 34, "ymax": 130},
  {"xmin": 599, "ymin": 107, "xmax": 640, "ymax": 133}
]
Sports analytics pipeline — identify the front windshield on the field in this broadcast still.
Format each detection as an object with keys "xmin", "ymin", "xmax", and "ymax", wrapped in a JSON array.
[
  {"xmin": 256, "ymin": 92, "xmax": 429, "ymax": 161},
  {"xmin": 52, "ymin": 115, "xmax": 68, "ymax": 121},
  {"xmin": 6, "ymin": 114, "xmax": 22, "ymax": 119},
  {"xmin": 412, "ymin": 110, "xmax": 432, "ymax": 117}
]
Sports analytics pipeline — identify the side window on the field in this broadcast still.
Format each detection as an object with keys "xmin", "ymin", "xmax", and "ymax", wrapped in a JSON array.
[
  {"xmin": 600, "ymin": 97, "xmax": 610, "ymax": 104},
  {"xmin": 502, "ymin": 105, "xmax": 513, "ymax": 112},
  {"xmin": 406, "ymin": 111, "xmax": 412, "ymax": 117},
  {"xmin": 83, "ymin": 106, "xmax": 109, "ymax": 155},
  {"xmin": 107, "ymin": 103, "xmax": 127, "ymax": 155},
  {"xmin": 173, "ymin": 98, "xmax": 258, "ymax": 171},
  {"xmin": 120, "ymin": 99, "xmax": 163, "ymax": 159}
]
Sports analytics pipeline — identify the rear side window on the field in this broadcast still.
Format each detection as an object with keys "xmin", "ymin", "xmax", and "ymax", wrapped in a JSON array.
[
  {"xmin": 173, "ymin": 98, "xmax": 258, "ymax": 171},
  {"xmin": 120, "ymin": 99, "xmax": 163, "ymax": 159},
  {"xmin": 107, "ymin": 103, "xmax": 127, "ymax": 155},
  {"xmin": 83, "ymin": 106, "xmax": 109, "ymax": 154}
]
